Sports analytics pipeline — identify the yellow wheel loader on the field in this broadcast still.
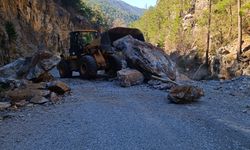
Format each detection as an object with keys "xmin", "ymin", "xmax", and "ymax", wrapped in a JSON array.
[{"xmin": 57, "ymin": 27, "xmax": 145, "ymax": 79}]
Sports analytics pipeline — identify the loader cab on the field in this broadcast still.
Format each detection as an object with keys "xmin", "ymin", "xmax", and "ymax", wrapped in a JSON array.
[{"xmin": 69, "ymin": 30, "xmax": 99, "ymax": 57}]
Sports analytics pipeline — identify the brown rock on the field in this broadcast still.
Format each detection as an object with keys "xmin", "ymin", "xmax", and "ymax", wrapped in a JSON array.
[
  {"xmin": 14, "ymin": 100, "xmax": 29, "ymax": 107},
  {"xmin": 33, "ymin": 90, "xmax": 50, "ymax": 97},
  {"xmin": 47, "ymin": 81, "xmax": 70, "ymax": 95},
  {"xmin": 168, "ymin": 85, "xmax": 204, "ymax": 104},
  {"xmin": 5, "ymin": 85, "xmax": 50, "ymax": 102},
  {"xmin": 242, "ymin": 65, "xmax": 250, "ymax": 76},
  {"xmin": 6, "ymin": 89, "xmax": 33, "ymax": 102},
  {"xmin": 35, "ymin": 72, "xmax": 54, "ymax": 83},
  {"xmin": 30, "ymin": 96, "xmax": 49, "ymax": 104},
  {"xmin": 117, "ymin": 69, "xmax": 144, "ymax": 87}
]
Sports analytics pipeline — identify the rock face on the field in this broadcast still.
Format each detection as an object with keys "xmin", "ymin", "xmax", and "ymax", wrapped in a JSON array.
[
  {"xmin": 0, "ymin": 0, "xmax": 75, "ymax": 57},
  {"xmin": 0, "ymin": 0, "xmax": 94, "ymax": 66},
  {"xmin": 117, "ymin": 69, "xmax": 144, "ymax": 87},
  {"xmin": 210, "ymin": 45, "xmax": 250, "ymax": 80},
  {"xmin": 113, "ymin": 36, "xmax": 177, "ymax": 80},
  {"xmin": 168, "ymin": 85, "xmax": 204, "ymax": 104}
]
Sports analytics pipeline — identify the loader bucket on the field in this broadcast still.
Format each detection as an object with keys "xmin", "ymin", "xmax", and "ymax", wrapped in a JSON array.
[{"xmin": 101, "ymin": 27, "xmax": 145, "ymax": 52}]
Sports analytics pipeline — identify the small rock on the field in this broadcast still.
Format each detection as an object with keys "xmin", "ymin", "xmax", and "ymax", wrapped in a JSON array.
[
  {"xmin": 26, "ymin": 103, "xmax": 34, "ymax": 107},
  {"xmin": 0, "ymin": 102, "xmax": 11, "ymax": 110},
  {"xmin": 168, "ymin": 85, "xmax": 204, "ymax": 104},
  {"xmin": 34, "ymin": 90, "xmax": 50, "ymax": 97},
  {"xmin": 117, "ymin": 68, "xmax": 144, "ymax": 87},
  {"xmin": 242, "ymin": 109, "xmax": 248, "ymax": 113},
  {"xmin": 147, "ymin": 80, "xmax": 162, "ymax": 86},
  {"xmin": 47, "ymin": 81, "xmax": 71, "ymax": 95},
  {"xmin": 49, "ymin": 92, "xmax": 60, "ymax": 103},
  {"xmin": 14, "ymin": 100, "xmax": 29, "ymax": 107},
  {"xmin": 0, "ymin": 114, "xmax": 14, "ymax": 121},
  {"xmin": 30, "ymin": 96, "xmax": 49, "ymax": 104},
  {"xmin": 153, "ymin": 83, "xmax": 175, "ymax": 90}
]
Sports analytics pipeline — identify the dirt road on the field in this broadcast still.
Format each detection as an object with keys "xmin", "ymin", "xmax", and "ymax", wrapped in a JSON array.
[{"xmin": 0, "ymin": 76, "xmax": 250, "ymax": 150}]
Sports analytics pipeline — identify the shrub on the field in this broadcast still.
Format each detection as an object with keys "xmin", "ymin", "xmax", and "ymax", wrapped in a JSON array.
[{"xmin": 5, "ymin": 21, "xmax": 17, "ymax": 43}]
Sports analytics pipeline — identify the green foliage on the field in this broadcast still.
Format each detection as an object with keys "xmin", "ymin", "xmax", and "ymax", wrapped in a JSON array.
[
  {"xmin": 241, "ymin": 2, "xmax": 250, "ymax": 15},
  {"xmin": 82, "ymin": 0, "xmax": 144, "ymax": 27},
  {"xmin": 79, "ymin": 2, "xmax": 108, "ymax": 27},
  {"xmin": 60, "ymin": 0, "xmax": 81, "ymax": 9},
  {"xmin": 5, "ymin": 21, "xmax": 17, "ymax": 43},
  {"xmin": 132, "ymin": 0, "xmax": 249, "ymax": 54},
  {"xmin": 131, "ymin": 0, "xmax": 192, "ymax": 49}
]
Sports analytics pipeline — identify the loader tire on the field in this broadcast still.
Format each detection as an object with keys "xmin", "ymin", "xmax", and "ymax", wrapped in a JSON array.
[
  {"xmin": 57, "ymin": 60, "xmax": 72, "ymax": 78},
  {"xmin": 106, "ymin": 55, "xmax": 123, "ymax": 77},
  {"xmin": 79, "ymin": 55, "xmax": 98, "ymax": 79}
]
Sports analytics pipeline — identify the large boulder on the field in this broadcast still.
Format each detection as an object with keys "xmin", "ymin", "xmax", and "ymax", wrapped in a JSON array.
[
  {"xmin": 0, "ymin": 58, "xmax": 26, "ymax": 79},
  {"xmin": 19, "ymin": 50, "xmax": 61, "ymax": 81},
  {"xmin": 0, "ymin": 50, "xmax": 60, "ymax": 82},
  {"xmin": 113, "ymin": 35, "xmax": 177, "ymax": 80},
  {"xmin": 117, "ymin": 69, "xmax": 144, "ymax": 87}
]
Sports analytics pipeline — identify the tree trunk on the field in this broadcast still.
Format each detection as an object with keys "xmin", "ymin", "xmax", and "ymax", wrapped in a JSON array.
[
  {"xmin": 205, "ymin": 0, "xmax": 212, "ymax": 66},
  {"xmin": 237, "ymin": 0, "xmax": 242, "ymax": 60},
  {"xmin": 228, "ymin": 5, "xmax": 233, "ymax": 39}
]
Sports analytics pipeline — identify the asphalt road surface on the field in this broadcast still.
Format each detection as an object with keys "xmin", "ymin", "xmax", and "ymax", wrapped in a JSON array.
[{"xmin": 0, "ymin": 76, "xmax": 250, "ymax": 150}]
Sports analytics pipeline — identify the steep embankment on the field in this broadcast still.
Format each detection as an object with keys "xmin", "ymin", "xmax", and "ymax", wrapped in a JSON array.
[{"xmin": 0, "ymin": 0, "xmax": 93, "ymax": 65}]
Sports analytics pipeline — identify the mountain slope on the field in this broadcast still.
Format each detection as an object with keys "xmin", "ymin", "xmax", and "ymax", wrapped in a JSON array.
[{"xmin": 82, "ymin": 0, "xmax": 145, "ymax": 27}]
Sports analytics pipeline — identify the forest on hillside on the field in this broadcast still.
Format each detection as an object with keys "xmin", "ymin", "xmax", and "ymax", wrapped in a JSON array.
[
  {"xmin": 132, "ymin": 0, "xmax": 250, "ymax": 56},
  {"xmin": 57, "ymin": 0, "xmax": 144, "ymax": 28}
]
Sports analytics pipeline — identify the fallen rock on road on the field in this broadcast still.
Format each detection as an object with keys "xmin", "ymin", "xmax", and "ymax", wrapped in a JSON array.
[
  {"xmin": 0, "ymin": 50, "xmax": 60, "ymax": 82},
  {"xmin": 47, "ymin": 81, "xmax": 71, "ymax": 95},
  {"xmin": 113, "ymin": 35, "xmax": 177, "ymax": 80},
  {"xmin": 168, "ymin": 85, "xmax": 204, "ymax": 104},
  {"xmin": 117, "ymin": 68, "xmax": 144, "ymax": 87}
]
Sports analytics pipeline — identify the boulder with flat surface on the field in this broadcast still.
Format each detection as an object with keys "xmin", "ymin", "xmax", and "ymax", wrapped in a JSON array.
[
  {"xmin": 30, "ymin": 96, "xmax": 49, "ymax": 104},
  {"xmin": 113, "ymin": 35, "xmax": 177, "ymax": 80},
  {"xmin": 117, "ymin": 68, "xmax": 144, "ymax": 87},
  {"xmin": 0, "ymin": 50, "xmax": 60, "ymax": 82}
]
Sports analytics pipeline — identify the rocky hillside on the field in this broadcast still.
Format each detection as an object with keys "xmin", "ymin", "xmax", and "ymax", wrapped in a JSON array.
[
  {"xmin": 82, "ymin": 0, "xmax": 145, "ymax": 27},
  {"xmin": 0, "ymin": 0, "xmax": 95, "ymax": 66},
  {"xmin": 132, "ymin": 0, "xmax": 250, "ymax": 80}
]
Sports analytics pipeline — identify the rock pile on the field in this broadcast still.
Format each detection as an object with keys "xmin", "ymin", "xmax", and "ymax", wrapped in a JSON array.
[
  {"xmin": 1, "ymin": 80, "xmax": 70, "ymax": 109},
  {"xmin": 0, "ymin": 50, "xmax": 70, "ymax": 110}
]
